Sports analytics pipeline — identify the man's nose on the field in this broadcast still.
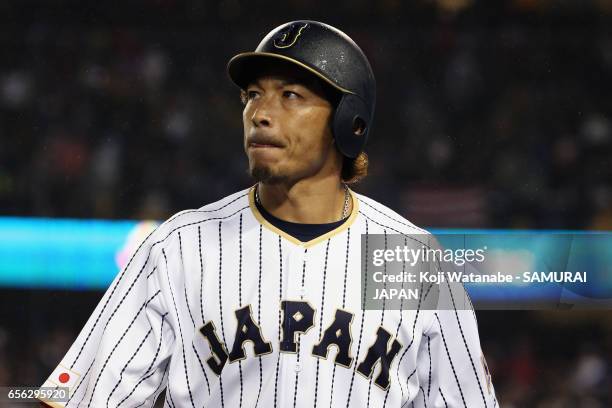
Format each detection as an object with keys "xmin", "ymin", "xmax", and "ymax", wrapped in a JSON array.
[
  {"xmin": 252, "ymin": 110, "xmax": 271, "ymax": 127},
  {"xmin": 250, "ymin": 97, "xmax": 276, "ymax": 127}
]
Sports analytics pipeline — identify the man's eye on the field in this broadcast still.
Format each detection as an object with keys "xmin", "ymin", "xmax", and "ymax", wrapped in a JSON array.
[
  {"xmin": 247, "ymin": 90, "xmax": 260, "ymax": 100},
  {"xmin": 283, "ymin": 90, "xmax": 300, "ymax": 99}
]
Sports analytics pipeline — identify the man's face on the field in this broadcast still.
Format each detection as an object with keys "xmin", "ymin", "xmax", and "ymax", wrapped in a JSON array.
[{"xmin": 242, "ymin": 64, "xmax": 338, "ymax": 185}]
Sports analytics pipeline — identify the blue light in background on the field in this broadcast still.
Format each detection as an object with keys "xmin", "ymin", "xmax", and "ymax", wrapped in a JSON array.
[
  {"xmin": 0, "ymin": 217, "xmax": 137, "ymax": 290},
  {"xmin": 0, "ymin": 218, "xmax": 610, "ymax": 305}
]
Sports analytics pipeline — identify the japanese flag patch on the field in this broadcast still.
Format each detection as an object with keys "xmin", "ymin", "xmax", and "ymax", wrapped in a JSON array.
[{"xmin": 47, "ymin": 364, "xmax": 81, "ymax": 393}]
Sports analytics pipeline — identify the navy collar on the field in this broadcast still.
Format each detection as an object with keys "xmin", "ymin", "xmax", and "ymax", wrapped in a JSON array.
[{"xmin": 254, "ymin": 197, "xmax": 349, "ymax": 243}]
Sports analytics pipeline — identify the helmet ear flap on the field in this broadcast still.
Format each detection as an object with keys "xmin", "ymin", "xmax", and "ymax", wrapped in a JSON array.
[{"xmin": 332, "ymin": 93, "xmax": 371, "ymax": 159}]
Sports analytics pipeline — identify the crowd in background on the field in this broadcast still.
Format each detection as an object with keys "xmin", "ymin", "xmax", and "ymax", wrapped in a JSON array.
[
  {"xmin": 0, "ymin": 0, "xmax": 611, "ymax": 406},
  {"xmin": 1, "ymin": 1, "xmax": 611, "ymax": 229}
]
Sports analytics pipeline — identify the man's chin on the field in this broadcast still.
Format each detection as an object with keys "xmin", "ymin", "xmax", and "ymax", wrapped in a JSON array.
[{"xmin": 249, "ymin": 166, "xmax": 287, "ymax": 185}]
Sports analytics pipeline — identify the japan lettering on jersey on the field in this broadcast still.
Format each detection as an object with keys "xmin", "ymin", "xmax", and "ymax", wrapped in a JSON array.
[{"xmin": 39, "ymin": 186, "xmax": 498, "ymax": 407}]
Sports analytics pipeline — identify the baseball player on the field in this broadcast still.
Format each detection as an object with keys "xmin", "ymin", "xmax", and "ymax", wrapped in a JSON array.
[{"xmin": 39, "ymin": 21, "xmax": 498, "ymax": 407}]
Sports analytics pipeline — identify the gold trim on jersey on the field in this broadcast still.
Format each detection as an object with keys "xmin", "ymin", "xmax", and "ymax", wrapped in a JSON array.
[{"xmin": 248, "ymin": 185, "xmax": 359, "ymax": 248}]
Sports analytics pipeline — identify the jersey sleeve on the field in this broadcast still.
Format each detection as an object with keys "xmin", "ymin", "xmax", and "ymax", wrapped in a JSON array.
[
  {"xmin": 39, "ymin": 229, "xmax": 176, "ymax": 408},
  {"xmin": 417, "ymin": 307, "xmax": 498, "ymax": 408},
  {"xmin": 411, "ymin": 236, "xmax": 499, "ymax": 407}
]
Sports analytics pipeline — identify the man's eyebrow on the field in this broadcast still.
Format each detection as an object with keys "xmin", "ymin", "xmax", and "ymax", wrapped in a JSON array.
[{"xmin": 278, "ymin": 78, "xmax": 304, "ymax": 86}]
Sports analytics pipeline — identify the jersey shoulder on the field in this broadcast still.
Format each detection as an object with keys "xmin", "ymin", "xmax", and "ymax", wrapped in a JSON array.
[
  {"xmin": 354, "ymin": 192, "xmax": 430, "ymax": 236},
  {"xmin": 149, "ymin": 187, "xmax": 252, "ymax": 243}
]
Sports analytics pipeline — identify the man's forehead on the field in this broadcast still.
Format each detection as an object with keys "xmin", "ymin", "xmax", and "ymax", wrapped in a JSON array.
[{"xmin": 248, "ymin": 75, "xmax": 307, "ymax": 87}]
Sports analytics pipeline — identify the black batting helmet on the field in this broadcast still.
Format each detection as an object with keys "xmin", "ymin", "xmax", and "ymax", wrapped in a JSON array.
[{"xmin": 227, "ymin": 20, "xmax": 376, "ymax": 159}]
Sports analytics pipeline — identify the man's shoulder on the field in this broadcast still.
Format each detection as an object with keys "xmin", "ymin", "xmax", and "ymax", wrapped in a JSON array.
[
  {"xmin": 193, "ymin": 187, "xmax": 252, "ymax": 215},
  {"xmin": 153, "ymin": 187, "xmax": 252, "ymax": 238},
  {"xmin": 355, "ymin": 192, "xmax": 430, "ymax": 235}
]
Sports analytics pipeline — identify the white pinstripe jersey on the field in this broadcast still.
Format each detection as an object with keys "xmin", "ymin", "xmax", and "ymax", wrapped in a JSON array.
[{"xmin": 40, "ymin": 186, "xmax": 498, "ymax": 408}]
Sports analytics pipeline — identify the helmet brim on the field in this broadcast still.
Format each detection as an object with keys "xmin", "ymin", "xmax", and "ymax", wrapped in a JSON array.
[{"xmin": 226, "ymin": 52, "xmax": 353, "ymax": 95}]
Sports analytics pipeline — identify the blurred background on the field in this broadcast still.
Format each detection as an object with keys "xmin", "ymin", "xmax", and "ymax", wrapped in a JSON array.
[{"xmin": 0, "ymin": 0, "xmax": 611, "ymax": 406}]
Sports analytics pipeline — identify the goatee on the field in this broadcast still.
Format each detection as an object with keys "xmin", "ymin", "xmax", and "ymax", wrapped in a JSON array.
[{"xmin": 249, "ymin": 165, "xmax": 287, "ymax": 185}]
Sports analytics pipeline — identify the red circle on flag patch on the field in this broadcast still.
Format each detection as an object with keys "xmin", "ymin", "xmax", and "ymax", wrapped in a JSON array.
[{"xmin": 58, "ymin": 373, "xmax": 70, "ymax": 383}]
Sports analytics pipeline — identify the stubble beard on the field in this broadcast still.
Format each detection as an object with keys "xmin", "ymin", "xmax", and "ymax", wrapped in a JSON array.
[{"xmin": 249, "ymin": 163, "xmax": 288, "ymax": 185}]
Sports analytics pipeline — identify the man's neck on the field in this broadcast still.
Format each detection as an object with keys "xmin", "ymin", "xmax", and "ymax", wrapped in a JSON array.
[{"xmin": 257, "ymin": 177, "xmax": 351, "ymax": 224}]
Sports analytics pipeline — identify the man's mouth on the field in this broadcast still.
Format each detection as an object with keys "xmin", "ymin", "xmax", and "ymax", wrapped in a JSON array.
[
  {"xmin": 248, "ymin": 137, "xmax": 284, "ymax": 148},
  {"xmin": 249, "ymin": 142, "xmax": 280, "ymax": 148}
]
